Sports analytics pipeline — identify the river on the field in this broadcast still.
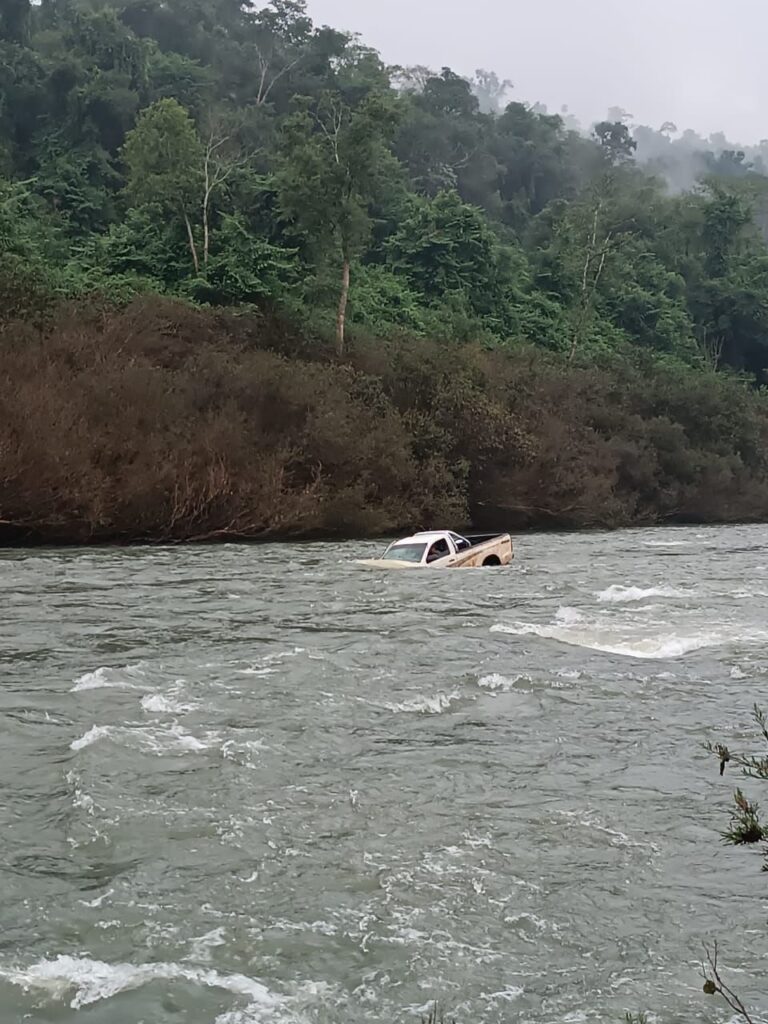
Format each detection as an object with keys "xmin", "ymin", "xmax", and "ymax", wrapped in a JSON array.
[{"xmin": 1, "ymin": 526, "xmax": 766, "ymax": 1023}]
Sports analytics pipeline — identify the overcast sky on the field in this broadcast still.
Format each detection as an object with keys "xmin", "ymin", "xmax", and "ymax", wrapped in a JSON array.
[{"xmin": 305, "ymin": 0, "xmax": 767, "ymax": 144}]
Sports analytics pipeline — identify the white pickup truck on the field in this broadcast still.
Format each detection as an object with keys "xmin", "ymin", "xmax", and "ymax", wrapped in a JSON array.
[{"xmin": 358, "ymin": 530, "xmax": 514, "ymax": 569}]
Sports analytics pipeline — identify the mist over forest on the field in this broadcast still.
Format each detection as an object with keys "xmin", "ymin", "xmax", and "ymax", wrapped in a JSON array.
[{"xmin": 3, "ymin": 0, "xmax": 768, "ymax": 543}]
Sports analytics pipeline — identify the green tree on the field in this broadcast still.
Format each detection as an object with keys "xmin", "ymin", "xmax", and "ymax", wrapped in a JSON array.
[
  {"xmin": 593, "ymin": 120, "xmax": 637, "ymax": 165},
  {"xmin": 250, "ymin": 0, "xmax": 313, "ymax": 107},
  {"xmin": 275, "ymin": 90, "xmax": 398, "ymax": 353},
  {"xmin": 385, "ymin": 189, "xmax": 526, "ymax": 333},
  {"xmin": 394, "ymin": 68, "xmax": 488, "ymax": 202},
  {"xmin": 0, "ymin": 175, "xmax": 69, "ymax": 322},
  {"xmin": 533, "ymin": 193, "xmax": 626, "ymax": 359},
  {"xmin": 492, "ymin": 102, "xmax": 582, "ymax": 223},
  {"xmin": 184, "ymin": 213, "xmax": 294, "ymax": 305},
  {"xmin": 122, "ymin": 97, "xmax": 204, "ymax": 271}
]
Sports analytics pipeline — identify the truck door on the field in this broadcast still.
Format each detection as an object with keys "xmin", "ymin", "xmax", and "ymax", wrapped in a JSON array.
[{"xmin": 427, "ymin": 537, "xmax": 452, "ymax": 562}]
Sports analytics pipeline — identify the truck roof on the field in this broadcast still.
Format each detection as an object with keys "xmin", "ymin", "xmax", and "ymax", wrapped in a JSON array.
[{"xmin": 406, "ymin": 531, "xmax": 465, "ymax": 543}]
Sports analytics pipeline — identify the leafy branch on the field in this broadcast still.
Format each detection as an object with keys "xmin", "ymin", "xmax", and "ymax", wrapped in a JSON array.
[
  {"xmin": 707, "ymin": 704, "xmax": 768, "ymax": 779},
  {"xmin": 706, "ymin": 703, "xmax": 768, "ymax": 858}
]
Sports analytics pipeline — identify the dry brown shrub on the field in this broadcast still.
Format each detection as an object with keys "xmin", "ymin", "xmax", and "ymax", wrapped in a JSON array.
[{"xmin": 2, "ymin": 296, "xmax": 768, "ymax": 543}]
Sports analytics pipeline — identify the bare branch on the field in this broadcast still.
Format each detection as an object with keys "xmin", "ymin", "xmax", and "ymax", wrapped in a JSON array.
[
  {"xmin": 568, "ymin": 201, "xmax": 615, "ymax": 363},
  {"xmin": 701, "ymin": 943, "xmax": 755, "ymax": 1024},
  {"xmin": 200, "ymin": 122, "xmax": 260, "ymax": 266},
  {"xmin": 254, "ymin": 45, "xmax": 305, "ymax": 107},
  {"xmin": 260, "ymin": 53, "xmax": 303, "ymax": 106},
  {"xmin": 312, "ymin": 100, "xmax": 345, "ymax": 165}
]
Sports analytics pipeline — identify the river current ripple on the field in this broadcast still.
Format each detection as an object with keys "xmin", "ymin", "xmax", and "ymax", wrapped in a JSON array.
[{"xmin": 1, "ymin": 526, "xmax": 767, "ymax": 1023}]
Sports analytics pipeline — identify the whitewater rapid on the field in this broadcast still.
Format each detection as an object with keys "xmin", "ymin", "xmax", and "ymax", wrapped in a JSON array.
[{"xmin": 1, "ymin": 525, "xmax": 766, "ymax": 1023}]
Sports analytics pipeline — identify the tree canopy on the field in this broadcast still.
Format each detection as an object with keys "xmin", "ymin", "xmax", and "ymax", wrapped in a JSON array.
[{"xmin": 3, "ymin": 0, "xmax": 768, "ymax": 375}]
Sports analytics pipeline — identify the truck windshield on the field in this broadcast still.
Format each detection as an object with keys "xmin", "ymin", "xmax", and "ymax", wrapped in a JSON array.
[{"xmin": 383, "ymin": 543, "xmax": 427, "ymax": 563}]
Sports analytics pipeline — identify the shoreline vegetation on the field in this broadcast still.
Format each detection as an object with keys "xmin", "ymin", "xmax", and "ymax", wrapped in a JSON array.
[
  {"xmin": 2, "ymin": 296, "xmax": 768, "ymax": 547},
  {"xmin": 4, "ymin": 0, "xmax": 768, "ymax": 545}
]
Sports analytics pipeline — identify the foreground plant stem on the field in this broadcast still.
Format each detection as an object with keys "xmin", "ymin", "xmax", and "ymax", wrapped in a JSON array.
[{"xmin": 702, "ymin": 942, "xmax": 755, "ymax": 1023}]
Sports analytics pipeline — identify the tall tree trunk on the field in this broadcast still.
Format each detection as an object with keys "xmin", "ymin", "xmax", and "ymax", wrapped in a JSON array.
[
  {"xmin": 202, "ymin": 192, "xmax": 211, "ymax": 268},
  {"xmin": 568, "ymin": 204, "xmax": 610, "ymax": 364},
  {"xmin": 183, "ymin": 210, "xmax": 200, "ymax": 275},
  {"xmin": 336, "ymin": 256, "xmax": 350, "ymax": 357}
]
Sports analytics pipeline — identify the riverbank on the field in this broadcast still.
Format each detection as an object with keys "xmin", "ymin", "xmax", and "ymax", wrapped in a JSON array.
[{"xmin": 2, "ymin": 296, "xmax": 768, "ymax": 546}]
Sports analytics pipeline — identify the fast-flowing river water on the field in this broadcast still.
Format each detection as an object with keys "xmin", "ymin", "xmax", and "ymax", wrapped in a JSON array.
[{"xmin": 1, "ymin": 526, "xmax": 767, "ymax": 1024}]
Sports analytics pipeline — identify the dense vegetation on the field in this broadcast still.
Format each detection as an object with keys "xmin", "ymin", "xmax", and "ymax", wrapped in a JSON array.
[{"xmin": 4, "ymin": 0, "xmax": 768, "ymax": 542}]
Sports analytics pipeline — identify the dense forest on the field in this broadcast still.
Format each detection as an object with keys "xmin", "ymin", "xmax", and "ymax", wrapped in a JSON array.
[{"xmin": 3, "ymin": 0, "xmax": 768, "ymax": 543}]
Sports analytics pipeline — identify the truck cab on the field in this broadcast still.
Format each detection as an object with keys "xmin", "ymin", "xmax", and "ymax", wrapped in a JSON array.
[{"xmin": 383, "ymin": 531, "xmax": 468, "ymax": 565}]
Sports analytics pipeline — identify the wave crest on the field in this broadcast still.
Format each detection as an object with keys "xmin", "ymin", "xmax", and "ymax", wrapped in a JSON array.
[
  {"xmin": 71, "ymin": 664, "xmax": 147, "ymax": 692},
  {"xmin": 596, "ymin": 584, "xmax": 687, "ymax": 604},
  {"xmin": 0, "ymin": 954, "xmax": 279, "ymax": 1013},
  {"xmin": 382, "ymin": 692, "xmax": 461, "ymax": 714},
  {"xmin": 70, "ymin": 723, "xmax": 210, "ymax": 754},
  {"xmin": 491, "ymin": 620, "xmax": 730, "ymax": 660}
]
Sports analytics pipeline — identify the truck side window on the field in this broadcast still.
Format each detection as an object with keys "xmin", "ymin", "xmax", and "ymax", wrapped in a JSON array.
[{"xmin": 428, "ymin": 539, "xmax": 450, "ymax": 562}]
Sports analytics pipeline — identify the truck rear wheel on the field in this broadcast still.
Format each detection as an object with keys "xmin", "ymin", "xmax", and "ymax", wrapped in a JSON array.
[{"xmin": 482, "ymin": 555, "xmax": 501, "ymax": 566}]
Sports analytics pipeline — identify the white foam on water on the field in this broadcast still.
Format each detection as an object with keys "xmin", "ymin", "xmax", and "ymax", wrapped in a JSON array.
[
  {"xmin": 263, "ymin": 647, "xmax": 305, "ymax": 665},
  {"xmin": 71, "ymin": 788, "xmax": 95, "ymax": 814},
  {"xmin": 221, "ymin": 738, "xmax": 268, "ymax": 769},
  {"xmin": 275, "ymin": 919, "xmax": 338, "ymax": 937},
  {"xmin": 71, "ymin": 664, "xmax": 147, "ymax": 692},
  {"xmin": 477, "ymin": 673, "xmax": 523, "ymax": 691},
  {"xmin": 503, "ymin": 912, "xmax": 555, "ymax": 934},
  {"xmin": 490, "ymin": 617, "xmax": 743, "ymax": 660},
  {"xmin": 78, "ymin": 889, "xmax": 113, "ymax": 909},
  {"xmin": 482, "ymin": 986, "xmax": 524, "ymax": 1003},
  {"xmin": 215, "ymin": 980, "xmax": 335, "ymax": 1024},
  {"xmin": 238, "ymin": 648, "xmax": 307, "ymax": 677},
  {"xmin": 145, "ymin": 724, "xmax": 211, "ymax": 754},
  {"xmin": 555, "ymin": 606, "xmax": 584, "ymax": 625},
  {"xmin": 70, "ymin": 723, "xmax": 211, "ymax": 755},
  {"xmin": 70, "ymin": 725, "xmax": 112, "ymax": 751},
  {"xmin": 381, "ymin": 691, "xmax": 461, "ymax": 714},
  {"xmin": 141, "ymin": 693, "xmax": 183, "ymax": 714},
  {"xmin": 141, "ymin": 687, "xmax": 197, "ymax": 715},
  {"xmin": 66, "ymin": 769, "xmax": 97, "ymax": 814},
  {"xmin": 558, "ymin": 809, "xmax": 659, "ymax": 852},
  {"xmin": 481, "ymin": 675, "xmax": 518, "ymax": 692},
  {"xmin": 462, "ymin": 831, "xmax": 492, "ymax": 849},
  {"xmin": 380, "ymin": 925, "xmax": 430, "ymax": 945},
  {"xmin": 596, "ymin": 584, "xmax": 688, "ymax": 604},
  {"xmin": 642, "ymin": 538, "xmax": 693, "ymax": 548},
  {"xmin": 0, "ymin": 955, "xmax": 281, "ymax": 1015},
  {"xmin": 186, "ymin": 927, "xmax": 227, "ymax": 963}
]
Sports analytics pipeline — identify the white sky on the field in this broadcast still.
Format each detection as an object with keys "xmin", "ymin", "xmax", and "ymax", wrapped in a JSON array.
[{"xmin": 305, "ymin": 0, "xmax": 767, "ymax": 144}]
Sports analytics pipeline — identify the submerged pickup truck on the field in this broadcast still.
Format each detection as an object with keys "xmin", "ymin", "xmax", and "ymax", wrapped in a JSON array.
[{"xmin": 358, "ymin": 530, "xmax": 514, "ymax": 569}]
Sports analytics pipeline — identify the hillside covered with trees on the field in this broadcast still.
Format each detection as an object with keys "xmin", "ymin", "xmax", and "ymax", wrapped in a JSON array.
[{"xmin": 3, "ymin": 0, "xmax": 768, "ymax": 543}]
